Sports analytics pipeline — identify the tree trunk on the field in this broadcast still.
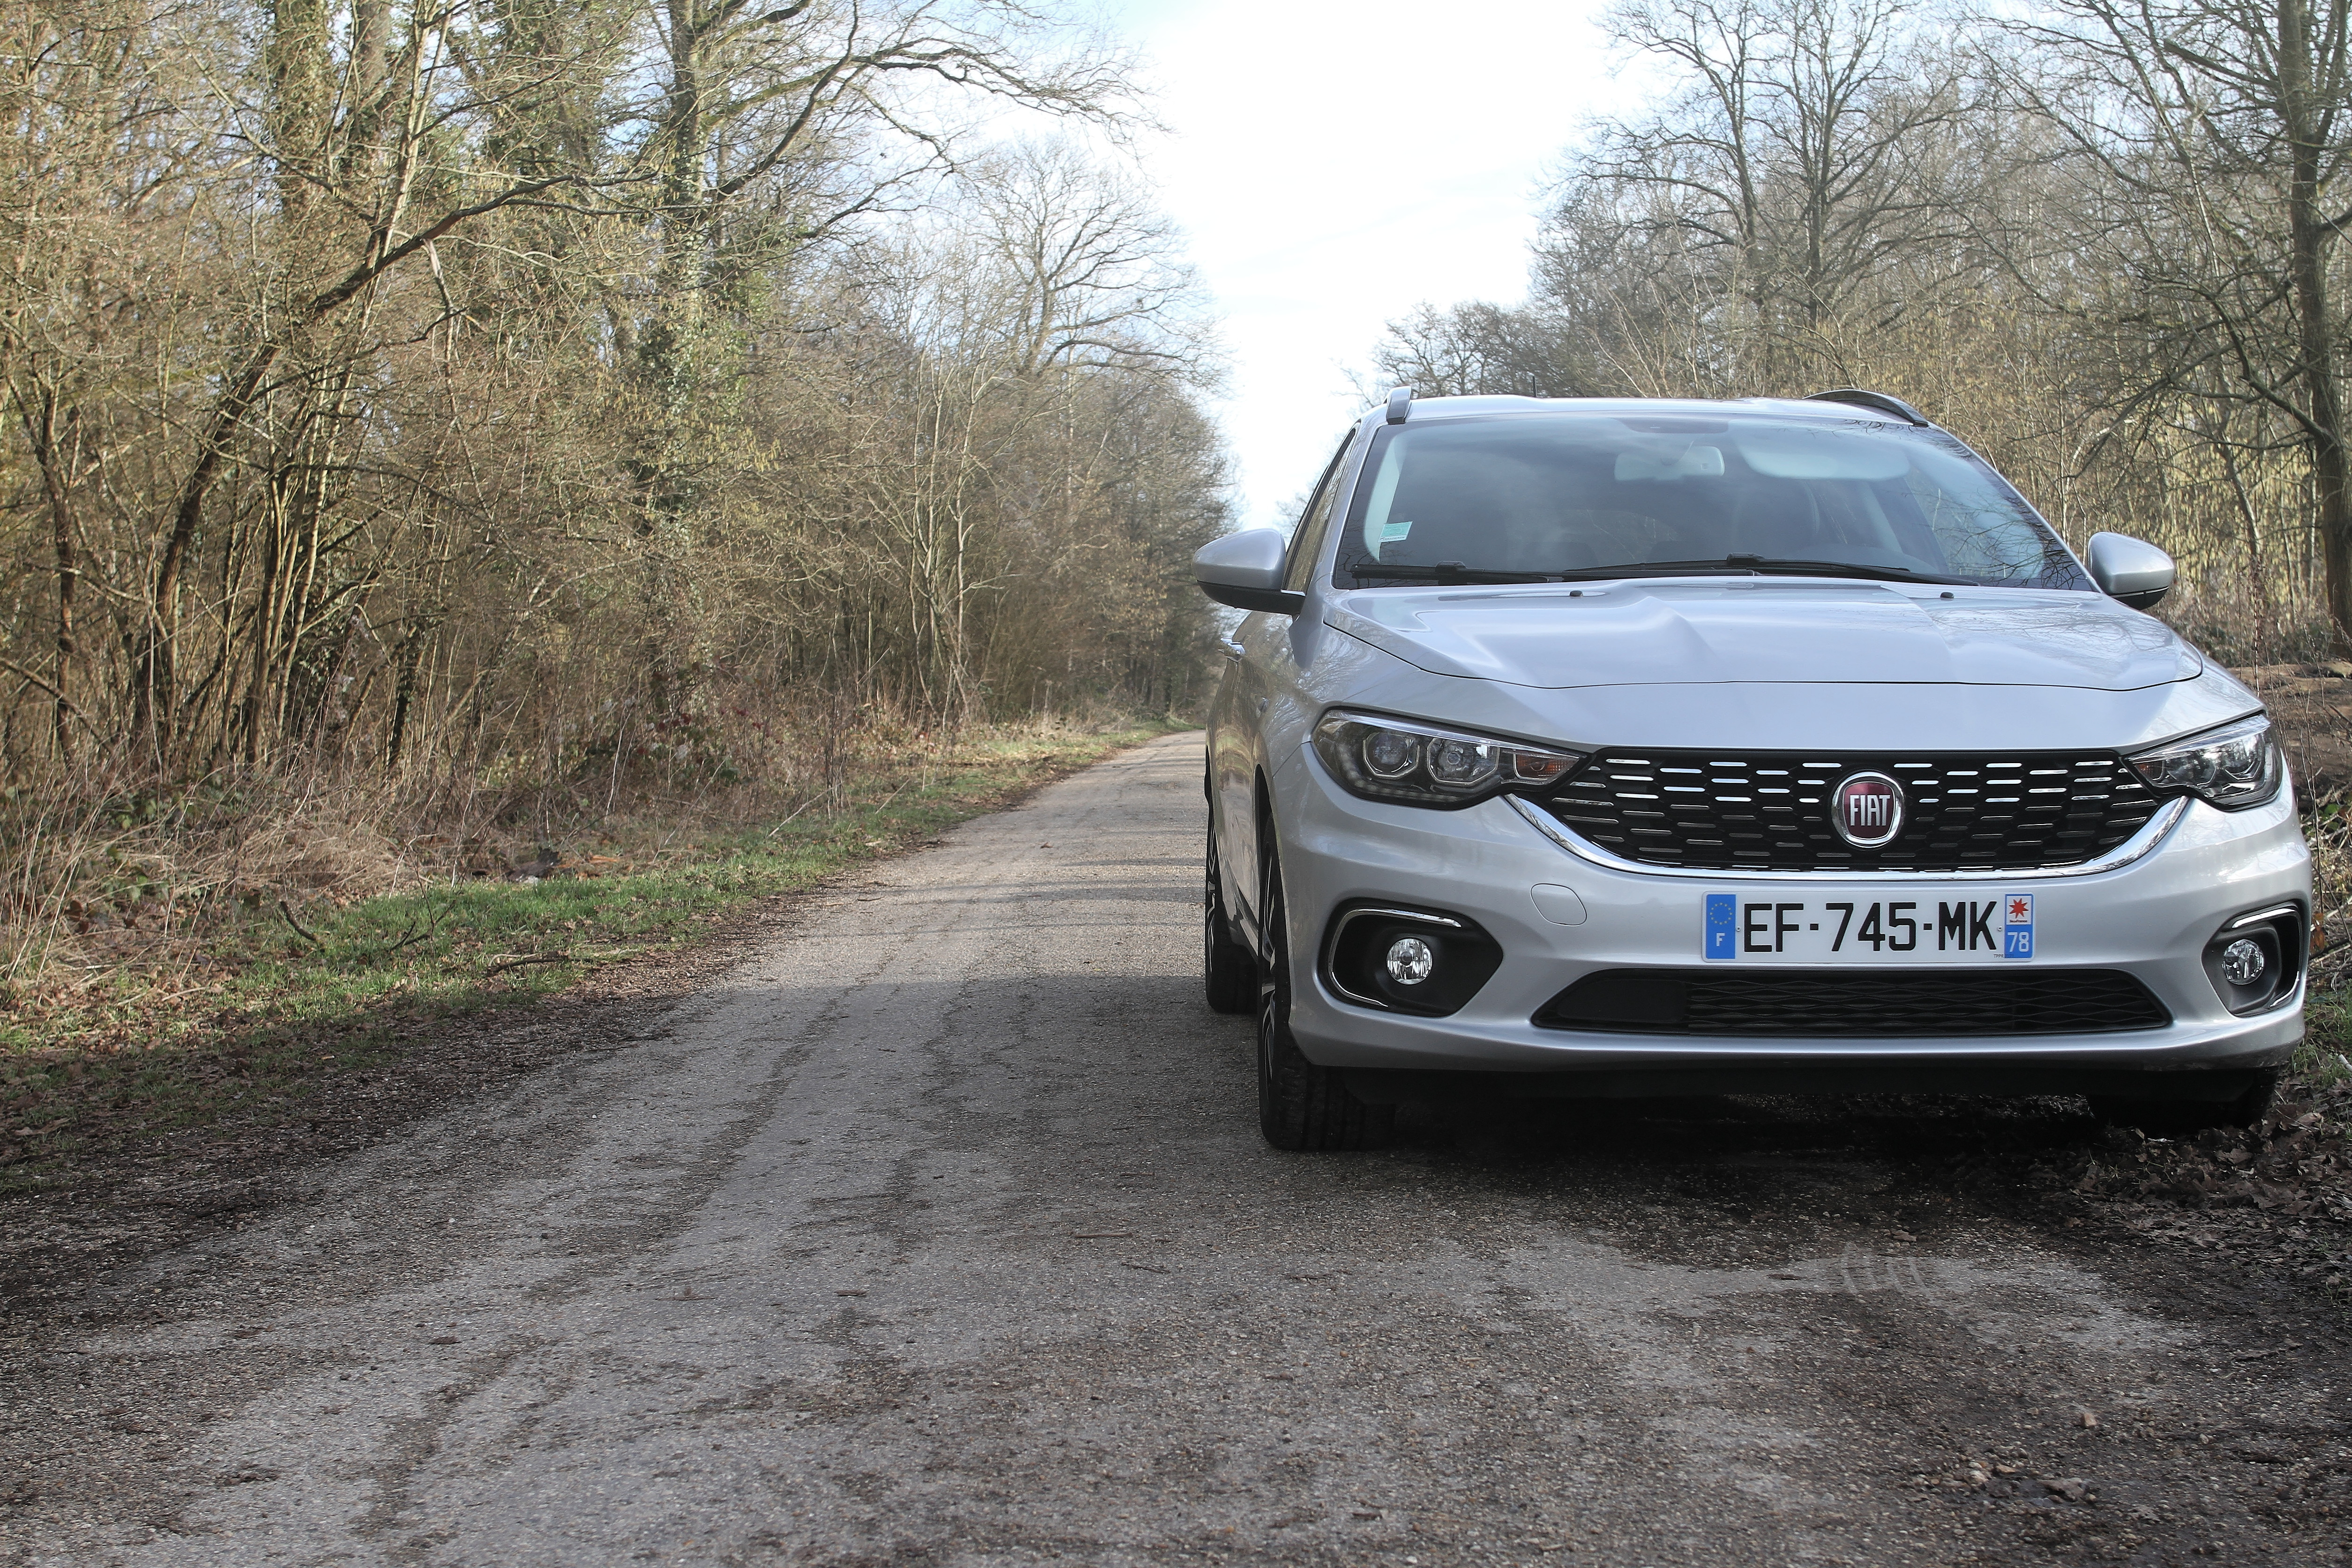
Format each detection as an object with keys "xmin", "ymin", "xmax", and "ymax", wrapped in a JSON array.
[
  {"xmin": 266, "ymin": 0, "xmax": 333, "ymax": 214},
  {"xmin": 22, "ymin": 390, "xmax": 78, "ymax": 760},
  {"xmin": 2279, "ymin": 0, "xmax": 2352, "ymax": 650}
]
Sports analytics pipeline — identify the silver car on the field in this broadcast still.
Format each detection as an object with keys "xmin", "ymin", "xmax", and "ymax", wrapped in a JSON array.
[{"xmin": 1197, "ymin": 389, "xmax": 2309, "ymax": 1150}]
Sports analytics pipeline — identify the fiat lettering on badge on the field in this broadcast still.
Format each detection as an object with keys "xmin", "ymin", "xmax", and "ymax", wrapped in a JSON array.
[
  {"xmin": 1702, "ymin": 892, "xmax": 2036, "ymax": 962},
  {"xmin": 1832, "ymin": 773, "xmax": 1904, "ymax": 848}
]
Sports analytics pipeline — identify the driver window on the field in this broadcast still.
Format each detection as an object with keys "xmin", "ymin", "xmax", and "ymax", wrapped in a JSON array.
[{"xmin": 1284, "ymin": 436, "xmax": 1356, "ymax": 592}]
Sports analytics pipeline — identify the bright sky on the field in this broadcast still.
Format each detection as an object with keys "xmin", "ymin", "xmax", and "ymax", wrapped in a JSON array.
[{"xmin": 1103, "ymin": 0, "xmax": 1643, "ymax": 530}]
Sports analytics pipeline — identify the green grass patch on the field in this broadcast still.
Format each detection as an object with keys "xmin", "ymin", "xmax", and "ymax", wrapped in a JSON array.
[
  {"xmin": 0, "ymin": 720, "xmax": 1184, "ymax": 1190},
  {"xmin": 2298, "ymin": 989, "xmax": 2352, "ymax": 1088}
]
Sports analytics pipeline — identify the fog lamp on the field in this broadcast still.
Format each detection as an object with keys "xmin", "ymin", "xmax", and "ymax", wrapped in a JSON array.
[
  {"xmin": 1385, "ymin": 936, "xmax": 1435, "ymax": 985},
  {"xmin": 2221, "ymin": 937, "xmax": 2268, "ymax": 987}
]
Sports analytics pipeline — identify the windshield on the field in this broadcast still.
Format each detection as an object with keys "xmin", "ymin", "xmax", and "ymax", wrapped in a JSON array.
[{"xmin": 1329, "ymin": 413, "xmax": 2090, "ymax": 590}]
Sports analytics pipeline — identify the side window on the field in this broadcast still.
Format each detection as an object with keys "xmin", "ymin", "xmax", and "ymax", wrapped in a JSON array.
[{"xmin": 1283, "ymin": 435, "xmax": 1356, "ymax": 592}]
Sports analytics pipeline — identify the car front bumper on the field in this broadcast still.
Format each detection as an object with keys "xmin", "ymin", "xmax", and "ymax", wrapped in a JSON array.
[{"xmin": 1274, "ymin": 744, "xmax": 2310, "ymax": 1091}]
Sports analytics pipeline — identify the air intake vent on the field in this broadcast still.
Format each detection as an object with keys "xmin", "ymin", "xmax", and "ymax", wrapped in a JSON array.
[{"xmin": 1536, "ymin": 968, "xmax": 2171, "ymax": 1037}]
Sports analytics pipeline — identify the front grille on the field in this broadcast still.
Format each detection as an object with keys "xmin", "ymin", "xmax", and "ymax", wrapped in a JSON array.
[
  {"xmin": 1535, "ymin": 968, "xmax": 2171, "ymax": 1037},
  {"xmin": 1540, "ymin": 750, "xmax": 2165, "ymax": 871}
]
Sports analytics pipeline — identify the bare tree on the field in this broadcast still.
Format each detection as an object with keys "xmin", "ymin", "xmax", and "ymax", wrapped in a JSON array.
[
  {"xmin": 1545, "ymin": 0, "xmax": 1971, "ymax": 388},
  {"xmin": 957, "ymin": 140, "xmax": 1204, "ymax": 379},
  {"xmin": 1370, "ymin": 301, "xmax": 1593, "ymax": 398}
]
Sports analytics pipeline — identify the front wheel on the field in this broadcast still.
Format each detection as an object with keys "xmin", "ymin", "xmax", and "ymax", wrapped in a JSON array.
[{"xmin": 1256, "ymin": 857, "xmax": 1394, "ymax": 1152}]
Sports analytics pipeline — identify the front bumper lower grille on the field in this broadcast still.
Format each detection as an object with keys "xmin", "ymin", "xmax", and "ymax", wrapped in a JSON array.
[
  {"xmin": 1539, "ymin": 750, "xmax": 2166, "ymax": 872},
  {"xmin": 1535, "ymin": 968, "xmax": 2172, "ymax": 1037}
]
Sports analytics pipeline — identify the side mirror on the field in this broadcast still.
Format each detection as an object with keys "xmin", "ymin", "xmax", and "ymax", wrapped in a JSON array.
[
  {"xmin": 1193, "ymin": 529, "xmax": 1304, "ymax": 615},
  {"xmin": 2085, "ymin": 532, "xmax": 2175, "ymax": 609}
]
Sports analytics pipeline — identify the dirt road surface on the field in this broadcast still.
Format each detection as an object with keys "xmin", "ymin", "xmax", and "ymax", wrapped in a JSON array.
[{"xmin": 6, "ymin": 732, "xmax": 2351, "ymax": 1565}]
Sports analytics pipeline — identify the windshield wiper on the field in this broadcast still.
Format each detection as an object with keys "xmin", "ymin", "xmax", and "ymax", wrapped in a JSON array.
[
  {"xmin": 1545, "ymin": 556, "xmax": 1974, "ymax": 586},
  {"xmin": 1349, "ymin": 556, "xmax": 1974, "ymax": 587},
  {"xmin": 1722, "ymin": 555, "xmax": 1974, "ymax": 585},
  {"xmin": 1348, "ymin": 562, "xmax": 1568, "ymax": 584}
]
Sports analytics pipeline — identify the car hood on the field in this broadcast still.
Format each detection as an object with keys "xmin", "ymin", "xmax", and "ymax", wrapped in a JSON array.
[{"xmin": 1325, "ymin": 580, "xmax": 2203, "ymax": 691}]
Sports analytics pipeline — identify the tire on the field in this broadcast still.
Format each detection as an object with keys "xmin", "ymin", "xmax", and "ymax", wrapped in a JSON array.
[
  {"xmin": 1205, "ymin": 826, "xmax": 1256, "ymax": 1014},
  {"xmin": 2090, "ymin": 1068, "xmax": 2281, "ymax": 1138},
  {"xmin": 1255, "ymin": 855, "xmax": 1395, "ymax": 1151}
]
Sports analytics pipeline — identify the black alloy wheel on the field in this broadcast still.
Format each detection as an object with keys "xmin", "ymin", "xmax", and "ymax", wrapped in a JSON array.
[
  {"xmin": 1255, "ymin": 849, "xmax": 1395, "ymax": 1151},
  {"xmin": 1204, "ymin": 825, "xmax": 1256, "ymax": 1014}
]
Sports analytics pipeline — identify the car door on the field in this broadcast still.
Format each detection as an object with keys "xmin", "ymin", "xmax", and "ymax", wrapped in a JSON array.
[{"xmin": 1213, "ymin": 431, "xmax": 1358, "ymax": 947}]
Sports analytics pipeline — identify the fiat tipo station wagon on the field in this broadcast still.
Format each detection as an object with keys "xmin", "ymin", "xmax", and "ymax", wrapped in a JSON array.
[{"xmin": 1195, "ymin": 388, "xmax": 2308, "ymax": 1151}]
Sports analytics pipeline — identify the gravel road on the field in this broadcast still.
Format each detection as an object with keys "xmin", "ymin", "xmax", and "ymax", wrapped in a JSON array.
[{"xmin": 7, "ymin": 731, "xmax": 2351, "ymax": 1565}]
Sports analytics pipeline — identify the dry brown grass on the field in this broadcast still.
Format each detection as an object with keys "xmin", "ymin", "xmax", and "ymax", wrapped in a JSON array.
[{"xmin": 0, "ymin": 701, "xmax": 1168, "ymax": 1004}]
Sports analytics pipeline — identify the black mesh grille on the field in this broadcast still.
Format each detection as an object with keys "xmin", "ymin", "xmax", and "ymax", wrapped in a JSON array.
[
  {"xmin": 1536, "ymin": 968, "xmax": 2171, "ymax": 1037},
  {"xmin": 1539, "ymin": 750, "xmax": 2165, "ymax": 871}
]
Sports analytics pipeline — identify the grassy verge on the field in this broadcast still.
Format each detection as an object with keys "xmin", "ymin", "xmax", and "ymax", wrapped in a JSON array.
[
  {"xmin": 2298, "ymin": 786, "xmax": 2352, "ymax": 1088},
  {"xmin": 0, "ymin": 720, "xmax": 1185, "ymax": 1192},
  {"xmin": 2300, "ymin": 992, "xmax": 2352, "ymax": 1084}
]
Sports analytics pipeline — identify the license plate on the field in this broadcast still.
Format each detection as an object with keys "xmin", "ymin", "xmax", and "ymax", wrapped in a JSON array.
[{"xmin": 1702, "ymin": 893, "xmax": 2034, "ymax": 962}]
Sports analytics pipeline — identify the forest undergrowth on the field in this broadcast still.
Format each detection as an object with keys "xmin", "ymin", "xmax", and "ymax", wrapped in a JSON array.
[{"xmin": 0, "ymin": 712, "xmax": 1182, "ymax": 1192}]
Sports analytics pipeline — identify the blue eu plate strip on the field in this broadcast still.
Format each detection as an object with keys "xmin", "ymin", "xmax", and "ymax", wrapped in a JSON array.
[{"xmin": 1704, "ymin": 893, "xmax": 1738, "ymax": 960}]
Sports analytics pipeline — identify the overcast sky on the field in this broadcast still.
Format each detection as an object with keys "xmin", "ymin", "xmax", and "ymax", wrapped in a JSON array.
[{"xmin": 1100, "ymin": 0, "xmax": 1645, "ymax": 531}]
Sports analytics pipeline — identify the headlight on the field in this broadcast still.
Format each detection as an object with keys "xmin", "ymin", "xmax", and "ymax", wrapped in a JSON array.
[
  {"xmin": 1312, "ymin": 711, "xmax": 1586, "ymax": 808},
  {"xmin": 2127, "ymin": 714, "xmax": 2284, "ymax": 810}
]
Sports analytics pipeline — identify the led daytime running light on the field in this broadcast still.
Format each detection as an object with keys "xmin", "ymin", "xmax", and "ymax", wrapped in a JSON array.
[
  {"xmin": 2126, "ymin": 714, "xmax": 2283, "ymax": 811},
  {"xmin": 1312, "ymin": 711, "xmax": 1587, "ymax": 808}
]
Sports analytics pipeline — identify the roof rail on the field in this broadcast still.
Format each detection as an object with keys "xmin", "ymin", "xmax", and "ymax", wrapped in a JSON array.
[
  {"xmin": 1805, "ymin": 388, "xmax": 1929, "ymax": 426},
  {"xmin": 1385, "ymin": 386, "xmax": 1413, "ymax": 424}
]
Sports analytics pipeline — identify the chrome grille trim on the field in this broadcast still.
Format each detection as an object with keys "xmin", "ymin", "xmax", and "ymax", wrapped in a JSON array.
[{"xmin": 1509, "ymin": 794, "xmax": 2189, "ymax": 882}]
